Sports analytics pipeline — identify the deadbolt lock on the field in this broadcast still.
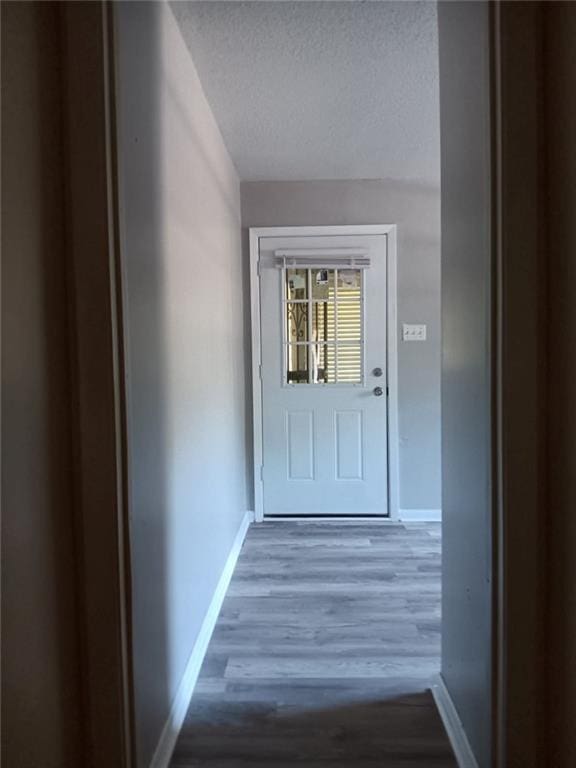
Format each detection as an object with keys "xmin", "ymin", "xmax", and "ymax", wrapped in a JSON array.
[{"xmin": 373, "ymin": 367, "xmax": 383, "ymax": 377}]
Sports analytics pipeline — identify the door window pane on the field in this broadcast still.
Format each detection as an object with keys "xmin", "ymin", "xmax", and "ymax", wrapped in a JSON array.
[
  {"xmin": 311, "ymin": 268, "xmax": 335, "ymax": 300},
  {"xmin": 336, "ymin": 301, "xmax": 362, "ymax": 341},
  {"xmin": 286, "ymin": 345, "xmax": 310, "ymax": 383},
  {"xmin": 337, "ymin": 269, "xmax": 362, "ymax": 296},
  {"xmin": 337, "ymin": 345, "xmax": 362, "ymax": 383},
  {"xmin": 311, "ymin": 301, "xmax": 336, "ymax": 343},
  {"xmin": 286, "ymin": 302, "xmax": 308, "ymax": 343},
  {"xmin": 286, "ymin": 269, "xmax": 308, "ymax": 300},
  {"xmin": 283, "ymin": 267, "xmax": 364, "ymax": 385},
  {"xmin": 311, "ymin": 343, "xmax": 336, "ymax": 384}
]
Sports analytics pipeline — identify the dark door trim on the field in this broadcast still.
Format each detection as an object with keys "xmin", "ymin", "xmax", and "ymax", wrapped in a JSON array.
[{"xmin": 62, "ymin": 3, "xmax": 134, "ymax": 766}]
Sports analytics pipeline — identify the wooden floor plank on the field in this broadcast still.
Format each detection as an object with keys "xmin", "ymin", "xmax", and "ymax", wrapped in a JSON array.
[{"xmin": 170, "ymin": 522, "xmax": 455, "ymax": 767}]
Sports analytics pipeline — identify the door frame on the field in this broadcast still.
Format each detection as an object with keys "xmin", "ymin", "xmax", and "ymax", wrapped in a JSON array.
[
  {"xmin": 61, "ymin": 3, "xmax": 134, "ymax": 765},
  {"xmin": 249, "ymin": 224, "xmax": 399, "ymax": 523}
]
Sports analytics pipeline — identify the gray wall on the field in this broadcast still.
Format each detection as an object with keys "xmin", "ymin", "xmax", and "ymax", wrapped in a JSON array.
[
  {"xmin": 241, "ymin": 179, "xmax": 441, "ymax": 512},
  {"xmin": 1, "ymin": 3, "xmax": 82, "ymax": 766},
  {"xmin": 114, "ymin": 3, "xmax": 248, "ymax": 765},
  {"xmin": 438, "ymin": 3, "xmax": 493, "ymax": 767},
  {"xmin": 546, "ymin": 4, "xmax": 576, "ymax": 765}
]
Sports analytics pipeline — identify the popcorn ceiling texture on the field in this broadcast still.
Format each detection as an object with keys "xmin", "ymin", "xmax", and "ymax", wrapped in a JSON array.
[{"xmin": 171, "ymin": 1, "xmax": 440, "ymax": 183}]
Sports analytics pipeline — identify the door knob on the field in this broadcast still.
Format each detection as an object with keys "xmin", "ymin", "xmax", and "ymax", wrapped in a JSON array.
[
  {"xmin": 373, "ymin": 386, "xmax": 384, "ymax": 397},
  {"xmin": 373, "ymin": 367, "xmax": 383, "ymax": 377}
]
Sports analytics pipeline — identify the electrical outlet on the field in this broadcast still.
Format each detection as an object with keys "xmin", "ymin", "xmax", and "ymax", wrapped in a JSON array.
[{"xmin": 402, "ymin": 323, "xmax": 427, "ymax": 341}]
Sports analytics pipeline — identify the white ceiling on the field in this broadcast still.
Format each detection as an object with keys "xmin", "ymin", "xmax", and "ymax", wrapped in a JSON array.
[{"xmin": 171, "ymin": 2, "xmax": 440, "ymax": 183}]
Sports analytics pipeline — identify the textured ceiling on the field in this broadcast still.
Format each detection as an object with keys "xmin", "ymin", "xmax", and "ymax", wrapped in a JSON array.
[{"xmin": 170, "ymin": 2, "xmax": 440, "ymax": 183}]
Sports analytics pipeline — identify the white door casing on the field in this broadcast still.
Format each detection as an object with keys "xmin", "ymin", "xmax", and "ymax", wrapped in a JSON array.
[{"xmin": 250, "ymin": 226, "xmax": 399, "ymax": 520}]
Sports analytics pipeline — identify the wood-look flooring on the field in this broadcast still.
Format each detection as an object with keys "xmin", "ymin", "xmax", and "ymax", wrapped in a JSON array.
[{"xmin": 170, "ymin": 522, "xmax": 455, "ymax": 767}]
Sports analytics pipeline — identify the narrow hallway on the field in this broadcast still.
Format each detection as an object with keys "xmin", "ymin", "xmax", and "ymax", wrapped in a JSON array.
[{"xmin": 170, "ymin": 522, "xmax": 455, "ymax": 767}]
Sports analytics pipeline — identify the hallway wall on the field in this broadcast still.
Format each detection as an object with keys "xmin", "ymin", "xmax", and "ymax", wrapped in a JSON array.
[
  {"xmin": 437, "ymin": 3, "xmax": 493, "ymax": 767},
  {"xmin": 241, "ymin": 179, "xmax": 441, "ymax": 513},
  {"xmin": 114, "ymin": 3, "xmax": 248, "ymax": 765}
]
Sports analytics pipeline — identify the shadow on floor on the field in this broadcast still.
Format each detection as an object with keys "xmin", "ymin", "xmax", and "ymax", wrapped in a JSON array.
[{"xmin": 170, "ymin": 689, "xmax": 456, "ymax": 767}]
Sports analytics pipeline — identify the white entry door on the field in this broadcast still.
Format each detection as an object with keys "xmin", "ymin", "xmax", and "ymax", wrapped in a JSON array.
[{"xmin": 258, "ymin": 232, "xmax": 389, "ymax": 517}]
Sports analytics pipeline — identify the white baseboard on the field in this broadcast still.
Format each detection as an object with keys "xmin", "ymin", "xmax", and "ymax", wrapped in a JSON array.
[
  {"xmin": 263, "ymin": 516, "xmax": 390, "ymax": 522},
  {"xmin": 399, "ymin": 508, "xmax": 442, "ymax": 522},
  {"xmin": 431, "ymin": 675, "xmax": 479, "ymax": 768},
  {"xmin": 149, "ymin": 510, "xmax": 253, "ymax": 768}
]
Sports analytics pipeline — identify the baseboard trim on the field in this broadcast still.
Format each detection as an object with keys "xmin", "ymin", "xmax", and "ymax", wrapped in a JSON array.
[
  {"xmin": 399, "ymin": 508, "xmax": 442, "ymax": 522},
  {"xmin": 431, "ymin": 675, "xmax": 479, "ymax": 768},
  {"xmin": 263, "ymin": 516, "xmax": 390, "ymax": 522},
  {"xmin": 149, "ymin": 510, "xmax": 253, "ymax": 768}
]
